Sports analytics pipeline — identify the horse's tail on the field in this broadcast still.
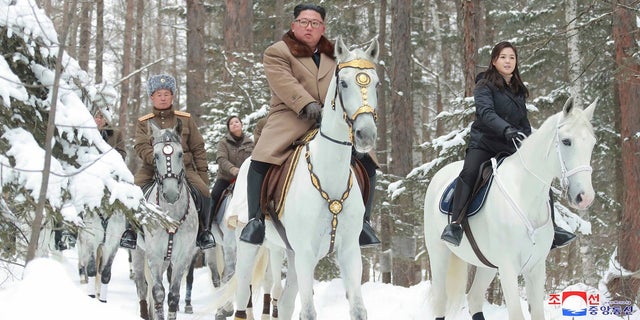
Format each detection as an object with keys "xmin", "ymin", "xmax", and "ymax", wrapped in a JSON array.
[
  {"xmin": 250, "ymin": 245, "xmax": 269, "ymax": 287},
  {"xmin": 210, "ymin": 273, "xmax": 238, "ymax": 310},
  {"xmin": 445, "ymin": 254, "xmax": 467, "ymax": 315}
]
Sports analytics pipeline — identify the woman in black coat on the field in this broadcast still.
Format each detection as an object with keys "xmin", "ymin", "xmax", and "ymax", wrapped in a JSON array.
[{"xmin": 440, "ymin": 41, "xmax": 575, "ymax": 249}]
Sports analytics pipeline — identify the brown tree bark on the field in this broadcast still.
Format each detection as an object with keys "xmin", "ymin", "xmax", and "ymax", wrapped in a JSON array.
[
  {"xmin": 461, "ymin": 0, "xmax": 479, "ymax": 97},
  {"xmin": 95, "ymin": 0, "xmax": 104, "ymax": 84},
  {"xmin": 77, "ymin": 1, "xmax": 92, "ymax": 71},
  {"xmin": 130, "ymin": 0, "xmax": 144, "ymax": 129},
  {"xmin": 390, "ymin": 0, "xmax": 417, "ymax": 288},
  {"xmin": 186, "ymin": 0, "xmax": 207, "ymax": 119},
  {"xmin": 117, "ymin": 0, "xmax": 135, "ymax": 138},
  {"xmin": 607, "ymin": 0, "xmax": 640, "ymax": 301}
]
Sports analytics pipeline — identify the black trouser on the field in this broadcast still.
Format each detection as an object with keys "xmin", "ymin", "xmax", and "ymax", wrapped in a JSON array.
[
  {"xmin": 210, "ymin": 178, "xmax": 231, "ymax": 217},
  {"xmin": 458, "ymin": 148, "xmax": 495, "ymax": 187}
]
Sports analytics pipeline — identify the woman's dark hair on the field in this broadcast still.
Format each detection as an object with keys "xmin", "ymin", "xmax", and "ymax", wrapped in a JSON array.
[
  {"xmin": 483, "ymin": 41, "xmax": 529, "ymax": 98},
  {"xmin": 293, "ymin": 4, "xmax": 326, "ymax": 20},
  {"xmin": 226, "ymin": 115, "xmax": 240, "ymax": 131}
]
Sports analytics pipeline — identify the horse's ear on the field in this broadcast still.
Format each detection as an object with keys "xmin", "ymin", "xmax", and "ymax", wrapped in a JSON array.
[
  {"xmin": 562, "ymin": 96, "xmax": 575, "ymax": 117},
  {"xmin": 365, "ymin": 36, "xmax": 379, "ymax": 62},
  {"xmin": 175, "ymin": 118, "xmax": 183, "ymax": 135},
  {"xmin": 583, "ymin": 97, "xmax": 598, "ymax": 121},
  {"xmin": 335, "ymin": 36, "xmax": 349, "ymax": 61}
]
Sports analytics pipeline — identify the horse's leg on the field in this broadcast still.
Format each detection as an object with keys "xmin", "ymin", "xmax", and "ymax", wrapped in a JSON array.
[
  {"xmin": 167, "ymin": 263, "xmax": 187, "ymax": 320},
  {"xmin": 335, "ymin": 243, "xmax": 366, "ymax": 320},
  {"xmin": 184, "ymin": 254, "xmax": 197, "ymax": 314},
  {"xmin": 425, "ymin": 241, "xmax": 452, "ymax": 319},
  {"xmin": 278, "ymin": 249, "xmax": 298, "ymax": 320},
  {"xmin": 524, "ymin": 262, "xmax": 546, "ymax": 320},
  {"xmin": 269, "ymin": 248, "xmax": 284, "ymax": 320},
  {"xmin": 498, "ymin": 267, "xmax": 526, "ymax": 320},
  {"xmin": 233, "ymin": 241, "xmax": 260, "ymax": 320},
  {"xmin": 207, "ymin": 248, "xmax": 222, "ymax": 287},
  {"xmin": 260, "ymin": 250, "xmax": 274, "ymax": 320},
  {"xmin": 222, "ymin": 236, "xmax": 237, "ymax": 283},
  {"xmin": 148, "ymin": 260, "xmax": 166, "ymax": 320},
  {"xmin": 85, "ymin": 252, "xmax": 98, "ymax": 298},
  {"xmin": 467, "ymin": 267, "xmax": 497, "ymax": 319},
  {"xmin": 97, "ymin": 244, "xmax": 119, "ymax": 303},
  {"xmin": 131, "ymin": 249, "xmax": 150, "ymax": 320}
]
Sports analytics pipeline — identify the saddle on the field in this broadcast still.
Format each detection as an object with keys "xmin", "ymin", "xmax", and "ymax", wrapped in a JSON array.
[
  {"xmin": 439, "ymin": 155, "xmax": 507, "ymax": 218},
  {"xmin": 260, "ymin": 129, "xmax": 370, "ymax": 221}
]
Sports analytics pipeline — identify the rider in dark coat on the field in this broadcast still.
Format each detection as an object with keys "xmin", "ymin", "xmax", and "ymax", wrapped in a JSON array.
[{"xmin": 440, "ymin": 41, "xmax": 576, "ymax": 249}]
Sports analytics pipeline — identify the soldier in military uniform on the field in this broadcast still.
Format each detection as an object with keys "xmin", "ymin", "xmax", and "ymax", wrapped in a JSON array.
[{"xmin": 119, "ymin": 74, "xmax": 216, "ymax": 250}]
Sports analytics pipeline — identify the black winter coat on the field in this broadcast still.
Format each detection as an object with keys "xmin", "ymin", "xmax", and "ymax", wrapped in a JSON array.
[{"xmin": 469, "ymin": 78, "xmax": 532, "ymax": 155}]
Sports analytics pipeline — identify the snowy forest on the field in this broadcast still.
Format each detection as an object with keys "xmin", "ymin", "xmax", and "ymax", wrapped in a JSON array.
[{"xmin": 1, "ymin": 0, "xmax": 640, "ymax": 310}]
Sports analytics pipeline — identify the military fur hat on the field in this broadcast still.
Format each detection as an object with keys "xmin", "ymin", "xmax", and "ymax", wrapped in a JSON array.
[{"xmin": 147, "ymin": 74, "xmax": 176, "ymax": 97}]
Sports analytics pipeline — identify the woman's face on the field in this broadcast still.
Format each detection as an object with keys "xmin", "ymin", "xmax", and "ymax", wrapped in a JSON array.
[
  {"xmin": 492, "ymin": 47, "xmax": 517, "ymax": 78},
  {"xmin": 228, "ymin": 117, "xmax": 243, "ymax": 137},
  {"xmin": 94, "ymin": 113, "xmax": 107, "ymax": 129},
  {"xmin": 150, "ymin": 89, "xmax": 173, "ymax": 110}
]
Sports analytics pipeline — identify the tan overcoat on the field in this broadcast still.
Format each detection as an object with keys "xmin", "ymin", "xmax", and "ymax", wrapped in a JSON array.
[
  {"xmin": 251, "ymin": 32, "xmax": 336, "ymax": 165},
  {"xmin": 133, "ymin": 108, "xmax": 210, "ymax": 195}
]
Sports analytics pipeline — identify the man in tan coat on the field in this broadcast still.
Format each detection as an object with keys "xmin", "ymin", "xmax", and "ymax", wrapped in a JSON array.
[
  {"xmin": 240, "ymin": 3, "xmax": 380, "ymax": 247},
  {"xmin": 120, "ymin": 74, "xmax": 216, "ymax": 250}
]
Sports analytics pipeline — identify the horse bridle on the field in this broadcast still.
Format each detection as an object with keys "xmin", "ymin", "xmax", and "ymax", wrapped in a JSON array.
[{"xmin": 319, "ymin": 58, "xmax": 378, "ymax": 146}]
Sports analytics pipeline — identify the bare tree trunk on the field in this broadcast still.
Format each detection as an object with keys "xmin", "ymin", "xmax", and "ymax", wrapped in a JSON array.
[
  {"xmin": 77, "ymin": 0, "xmax": 92, "ymax": 71},
  {"xmin": 376, "ymin": 0, "xmax": 392, "ymax": 285},
  {"xmin": 390, "ymin": 0, "xmax": 416, "ymax": 288},
  {"xmin": 118, "ymin": 0, "xmax": 135, "ymax": 140},
  {"xmin": 130, "ymin": 0, "xmax": 144, "ymax": 129},
  {"xmin": 153, "ymin": 0, "xmax": 163, "ymax": 75},
  {"xmin": 27, "ymin": 0, "xmax": 78, "ymax": 263},
  {"xmin": 186, "ymin": 0, "xmax": 207, "ymax": 118},
  {"xmin": 272, "ymin": 0, "xmax": 285, "ymax": 42},
  {"xmin": 606, "ymin": 0, "xmax": 640, "ymax": 301},
  {"xmin": 238, "ymin": 0, "xmax": 253, "ymax": 50},
  {"xmin": 95, "ymin": 0, "xmax": 104, "ymax": 84},
  {"xmin": 461, "ymin": 0, "xmax": 479, "ymax": 97}
]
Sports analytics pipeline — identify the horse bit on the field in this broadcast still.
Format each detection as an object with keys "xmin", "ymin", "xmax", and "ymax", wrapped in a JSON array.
[{"xmin": 307, "ymin": 58, "xmax": 377, "ymax": 252}]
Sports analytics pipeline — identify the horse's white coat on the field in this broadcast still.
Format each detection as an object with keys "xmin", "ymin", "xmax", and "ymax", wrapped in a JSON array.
[
  {"xmin": 229, "ymin": 37, "xmax": 380, "ymax": 320},
  {"xmin": 424, "ymin": 97, "xmax": 597, "ymax": 320}
]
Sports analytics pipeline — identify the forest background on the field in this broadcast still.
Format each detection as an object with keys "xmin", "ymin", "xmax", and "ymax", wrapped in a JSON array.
[{"xmin": 1, "ymin": 0, "xmax": 639, "ymax": 308}]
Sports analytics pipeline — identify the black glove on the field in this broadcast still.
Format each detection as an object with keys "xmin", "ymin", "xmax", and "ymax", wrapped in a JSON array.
[
  {"xmin": 503, "ymin": 127, "xmax": 527, "ymax": 144},
  {"xmin": 299, "ymin": 102, "xmax": 322, "ymax": 121}
]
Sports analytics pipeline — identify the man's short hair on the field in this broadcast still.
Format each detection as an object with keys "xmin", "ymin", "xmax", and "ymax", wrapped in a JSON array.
[{"xmin": 293, "ymin": 4, "xmax": 326, "ymax": 20}]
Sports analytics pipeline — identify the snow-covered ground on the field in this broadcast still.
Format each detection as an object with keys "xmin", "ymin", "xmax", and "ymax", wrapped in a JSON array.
[{"xmin": 0, "ymin": 248, "xmax": 637, "ymax": 320}]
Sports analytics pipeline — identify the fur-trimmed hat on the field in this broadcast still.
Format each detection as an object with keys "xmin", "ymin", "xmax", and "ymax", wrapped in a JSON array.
[{"xmin": 147, "ymin": 74, "xmax": 176, "ymax": 97}]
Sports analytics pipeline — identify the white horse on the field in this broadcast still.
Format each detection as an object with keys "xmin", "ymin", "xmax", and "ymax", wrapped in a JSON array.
[
  {"xmin": 423, "ymin": 97, "xmax": 597, "ymax": 320},
  {"xmin": 229, "ymin": 37, "xmax": 380, "ymax": 320},
  {"xmin": 209, "ymin": 174, "xmax": 286, "ymax": 320},
  {"xmin": 130, "ymin": 119, "xmax": 199, "ymax": 320},
  {"xmin": 76, "ymin": 207, "xmax": 126, "ymax": 302}
]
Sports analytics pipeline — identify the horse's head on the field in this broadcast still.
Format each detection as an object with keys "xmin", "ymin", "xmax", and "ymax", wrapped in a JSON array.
[
  {"xmin": 333, "ymin": 36, "xmax": 380, "ymax": 153},
  {"xmin": 554, "ymin": 96, "xmax": 598, "ymax": 209},
  {"xmin": 150, "ymin": 119, "xmax": 186, "ymax": 204}
]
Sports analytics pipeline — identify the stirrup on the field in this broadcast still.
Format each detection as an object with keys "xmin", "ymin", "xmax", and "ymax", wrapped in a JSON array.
[
  {"xmin": 120, "ymin": 231, "xmax": 137, "ymax": 249},
  {"xmin": 440, "ymin": 223, "xmax": 463, "ymax": 246},
  {"xmin": 239, "ymin": 219, "xmax": 265, "ymax": 245},
  {"xmin": 359, "ymin": 222, "xmax": 381, "ymax": 248},
  {"xmin": 197, "ymin": 231, "xmax": 216, "ymax": 249}
]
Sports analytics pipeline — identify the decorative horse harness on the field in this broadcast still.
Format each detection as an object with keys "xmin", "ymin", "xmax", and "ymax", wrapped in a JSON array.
[{"xmin": 153, "ymin": 133, "xmax": 191, "ymax": 261}]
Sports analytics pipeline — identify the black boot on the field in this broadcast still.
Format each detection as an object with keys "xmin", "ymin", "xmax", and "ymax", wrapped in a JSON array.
[
  {"xmin": 440, "ymin": 178, "xmax": 473, "ymax": 246},
  {"xmin": 359, "ymin": 173, "xmax": 380, "ymax": 247},
  {"xmin": 196, "ymin": 196, "xmax": 216, "ymax": 249},
  {"xmin": 549, "ymin": 190, "xmax": 576, "ymax": 249},
  {"xmin": 120, "ymin": 222, "xmax": 137, "ymax": 249},
  {"xmin": 54, "ymin": 224, "xmax": 67, "ymax": 251},
  {"xmin": 240, "ymin": 163, "xmax": 267, "ymax": 245}
]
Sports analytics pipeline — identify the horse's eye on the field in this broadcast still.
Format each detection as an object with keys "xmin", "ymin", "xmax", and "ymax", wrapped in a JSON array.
[
  {"xmin": 562, "ymin": 138, "xmax": 571, "ymax": 146},
  {"xmin": 340, "ymin": 80, "xmax": 348, "ymax": 88}
]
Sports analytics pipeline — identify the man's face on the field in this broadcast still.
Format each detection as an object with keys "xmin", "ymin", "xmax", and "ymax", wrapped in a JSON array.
[
  {"xmin": 291, "ymin": 9, "xmax": 325, "ymax": 49},
  {"xmin": 150, "ymin": 89, "xmax": 173, "ymax": 110}
]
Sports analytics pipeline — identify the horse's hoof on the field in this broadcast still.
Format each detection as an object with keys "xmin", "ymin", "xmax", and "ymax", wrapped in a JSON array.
[
  {"xmin": 168, "ymin": 311, "xmax": 177, "ymax": 320},
  {"xmin": 213, "ymin": 279, "xmax": 221, "ymax": 287},
  {"xmin": 184, "ymin": 304, "xmax": 193, "ymax": 314}
]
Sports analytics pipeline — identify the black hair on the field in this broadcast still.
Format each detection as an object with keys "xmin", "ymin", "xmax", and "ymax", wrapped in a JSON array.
[
  {"xmin": 293, "ymin": 4, "xmax": 326, "ymax": 20},
  {"xmin": 483, "ymin": 41, "xmax": 529, "ymax": 98},
  {"xmin": 226, "ymin": 115, "xmax": 240, "ymax": 131}
]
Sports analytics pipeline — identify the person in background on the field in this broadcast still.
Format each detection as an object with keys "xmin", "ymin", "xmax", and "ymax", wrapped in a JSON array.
[
  {"xmin": 439, "ymin": 41, "xmax": 576, "ymax": 249},
  {"xmin": 239, "ymin": 3, "xmax": 380, "ymax": 247},
  {"xmin": 55, "ymin": 107, "xmax": 125, "ymax": 251},
  {"xmin": 119, "ymin": 73, "xmax": 215, "ymax": 250},
  {"xmin": 209, "ymin": 115, "xmax": 254, "ymax": 219}
]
